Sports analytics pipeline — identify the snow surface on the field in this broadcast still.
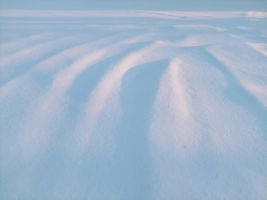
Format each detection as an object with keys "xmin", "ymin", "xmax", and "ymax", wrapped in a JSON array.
[{"xmin": 0, "ymin": 10, "xmax": 267, "ymax": 200}]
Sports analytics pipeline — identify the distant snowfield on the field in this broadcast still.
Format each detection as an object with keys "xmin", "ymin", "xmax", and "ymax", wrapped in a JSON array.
[{"xmin": 0, "ymin": 10, "xmax": 267, "ymax": 200}]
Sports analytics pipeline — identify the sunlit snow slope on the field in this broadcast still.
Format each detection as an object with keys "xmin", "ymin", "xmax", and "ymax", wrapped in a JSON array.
[{"xmin": 1, "ymin": 10, "xmax": 267, "ymax": 200}]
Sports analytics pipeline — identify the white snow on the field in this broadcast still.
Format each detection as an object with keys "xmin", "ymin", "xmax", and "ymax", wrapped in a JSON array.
[{"xmin": 0, "ymin": 10, "xmax": 267, "ymax": 200}]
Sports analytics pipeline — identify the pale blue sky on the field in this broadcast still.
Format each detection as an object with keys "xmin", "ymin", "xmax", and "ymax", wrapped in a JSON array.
[{"xmin": 0, "ymin": 0, "xmax": 267, "ymax": 10}]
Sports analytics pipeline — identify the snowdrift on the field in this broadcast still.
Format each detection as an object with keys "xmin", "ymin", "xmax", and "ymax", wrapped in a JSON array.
[{"xmin": 1, "ymin": 10, "xmax": 267, "ymax": 200}]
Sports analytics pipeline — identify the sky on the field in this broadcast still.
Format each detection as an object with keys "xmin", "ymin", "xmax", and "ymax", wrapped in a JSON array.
[{"xmin": 0, "ymin": 0, "xmax": 267, "ymax": 10}]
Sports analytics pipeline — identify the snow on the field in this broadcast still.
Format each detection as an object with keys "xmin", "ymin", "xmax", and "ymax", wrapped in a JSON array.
[{"xmin": 0, "ymin": 10, "xmax": 267, "ymax": 200}]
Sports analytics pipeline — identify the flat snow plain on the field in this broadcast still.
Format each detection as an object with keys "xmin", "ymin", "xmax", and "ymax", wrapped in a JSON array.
[{"xmin": 1, "ymin": 10, "xmax": 267, "ymax": 200}]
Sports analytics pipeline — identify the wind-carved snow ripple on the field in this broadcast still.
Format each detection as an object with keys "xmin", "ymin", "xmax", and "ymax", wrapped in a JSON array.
[{"xmin": 0, "ymin": 11, "xmax": 267, "ymax": 200}]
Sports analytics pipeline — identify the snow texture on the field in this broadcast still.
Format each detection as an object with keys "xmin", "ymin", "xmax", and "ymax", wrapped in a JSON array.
[{"xmin": 0, "ymin": 10, "xmax": 267, "ymax": 200}]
